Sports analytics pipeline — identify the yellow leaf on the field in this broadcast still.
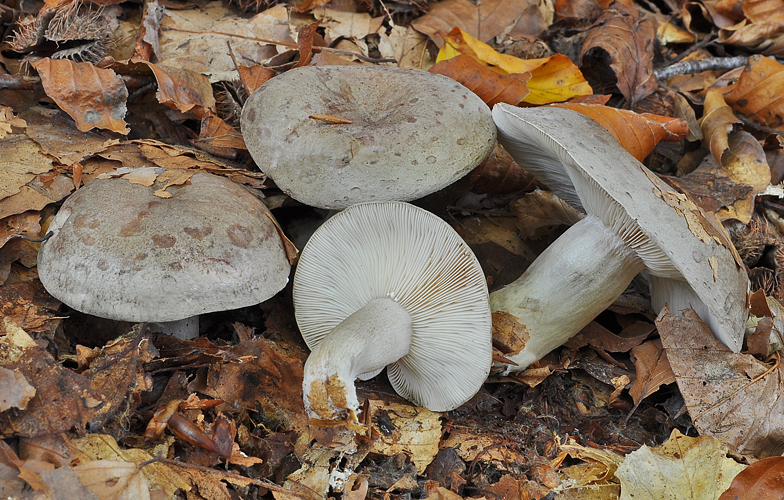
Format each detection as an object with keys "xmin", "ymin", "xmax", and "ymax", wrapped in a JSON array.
[{"xmin": 523, "ymin": 55, "xmax": 594, "ymax": 105}]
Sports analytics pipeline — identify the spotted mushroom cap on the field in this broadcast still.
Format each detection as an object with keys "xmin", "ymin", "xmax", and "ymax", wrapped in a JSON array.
[
  {"xmin": 293, "ymin": 201, "xmax": 493, "ymax": 411},
  {"xmin": 37, "ymin": 171, "xmax": 290, "ymax": 322},
  {"xmin": 492, "ymin": 103, "xmax": 750, "ymax": 351},
  {"xmin": 241, "ymin": 65, "xmax": 497, "ymax": 210}
]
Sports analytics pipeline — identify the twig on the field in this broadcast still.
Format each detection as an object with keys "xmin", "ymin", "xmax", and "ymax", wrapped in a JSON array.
[{"xmin": 655, "ymin": 55, "xmax": 749, "ymax": 80}]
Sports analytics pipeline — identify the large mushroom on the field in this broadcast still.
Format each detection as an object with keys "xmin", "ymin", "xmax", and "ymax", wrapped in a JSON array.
[
  {"xmin": 490, "ymin": 104, "xmax": 750, "ymax": 371},
  {"xmin": 240, "ymin": 65, "xmax": 496, "ymax": 210},
  {"xmin": 293, "ymin": 201, "xmax": 492, "ymax": 426},
  {"xmin": 37, "ymin": 171, "xmax": 290, "ymax": 339}
]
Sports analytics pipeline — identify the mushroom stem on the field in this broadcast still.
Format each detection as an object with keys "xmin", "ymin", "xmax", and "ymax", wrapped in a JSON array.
[
  {"xmin": 302, "ymin": 297, "xmax": 413, "ymax": 423},
  {"xmin": 490, "ymin": 215, "xmax": 645, "ymax": 373},
  {"xmin": 148, "ymin": 317, "xmax": 199, "ymax": 340}
]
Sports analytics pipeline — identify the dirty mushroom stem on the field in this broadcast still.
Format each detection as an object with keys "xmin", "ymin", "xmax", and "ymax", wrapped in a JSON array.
[
  {"xmin": 490, "ymin": 214, "xmax": 645, "ymax": 370},
  {"xmin": 303, "ymin": 297, "xmax": 413, "ymax": 423}
]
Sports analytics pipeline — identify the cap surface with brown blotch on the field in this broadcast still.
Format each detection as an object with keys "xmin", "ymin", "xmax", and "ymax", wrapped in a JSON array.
[
  {"xmin": 241, "ymin": 65, "xmax": 496, "ymax": 210},
  {"xmin": 37, "ymin": 172, "xmax": 290, "ymax": 322}
]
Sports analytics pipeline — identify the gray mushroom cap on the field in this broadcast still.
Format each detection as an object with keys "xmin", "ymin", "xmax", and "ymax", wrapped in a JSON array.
[
  {"xmin": 492, "ymin": 103, "xmax": 750, "ymax": 352},
  {"xmin": 241, "ymin": 65, "xmax": 496, "ymax": 210},
  {"xmin": 37, "ymin": 172, "xmax": 290, "ymax": 322}
]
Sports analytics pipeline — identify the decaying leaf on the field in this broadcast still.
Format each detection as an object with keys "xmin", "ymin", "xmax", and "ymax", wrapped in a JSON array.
[
  {"xmin": 658, "ymin": 307, "xmax": 784, "ymax": 458},
  {"xmin": 628, "ymin": 339, "xmax": 675, "ymax": 406},
  {"xmin": 616, "ymin": 429, "xmax": 744, "ymax": 500},
  {"xmin": 0, "ymin": 367, "xmax": 36, "ymax": 412},
  {"xmin": 0, "ymin": 106, "xmax": 27, "ymax": 140}
]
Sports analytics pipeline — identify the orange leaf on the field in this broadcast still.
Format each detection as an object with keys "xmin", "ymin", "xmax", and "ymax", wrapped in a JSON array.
[
  {"xmin": 551, "ymin": 103, "xmax": 688, "ymax": 161},
  {"xmin": 31, "ymin": 58, "xmax": 129, "ymax": 134},
  {"xmin": 724, "ymin": 55, "xmax": 784, "ymax": 132},
  {"xmin": 719, "ymin": 456, "xmax": 784, "ymax": 500},
  {"xmin": 145, "ymin": 63, "xmax": 216, "ymax": 119},
  {"xmin": 429, "ymin": 54, "xmax": 530, "ymax": 106}
]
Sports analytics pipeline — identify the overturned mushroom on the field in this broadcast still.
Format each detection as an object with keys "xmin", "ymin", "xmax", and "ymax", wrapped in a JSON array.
[
  {"xmin": 37, "ymin": 171, "xmax": 290, "ymax": 339},
  {"xmin": 491, "ymin": 104, "xmax": 749, "ymax": 371},
  {"xmin": 241, "ymin": 65, "xmax": 496, "ymax": 210},
  {"xmin": 293, "ymin": 201, "xmax": 492, "ymax": 426}
]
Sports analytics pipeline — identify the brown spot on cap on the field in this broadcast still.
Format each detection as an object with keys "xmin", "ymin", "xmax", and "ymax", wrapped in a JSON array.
[
  {"xmin": 184, "ymin": 226, "xmax": 213, "ymax": 239},
  {"xmin": 119, "ymin": 219, "xmax": 144, "ymax": 237},
  {"xmin": 228, "ymin": 225, "xmax": 253, "ymax": 248},
  {"xmin": 152, "ymin": 235, "xmax": 176, "ymax": 248}
]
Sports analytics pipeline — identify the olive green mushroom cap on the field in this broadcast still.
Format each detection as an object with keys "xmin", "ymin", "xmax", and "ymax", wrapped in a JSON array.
[
  {"xmin": 241, "ymin": 65, "xmax": 496, "ymax": 210},
  {"xmin": 37, "ymin": 172, "xmax": 290, "ymax": 322}
]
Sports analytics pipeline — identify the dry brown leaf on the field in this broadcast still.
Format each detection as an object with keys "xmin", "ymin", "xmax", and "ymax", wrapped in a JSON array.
[
  {"xmin": 72, "ymin": 460, "xmax": 150, "ymax": 500},
  {"xmin": 719, "ymin": 456, "xmax": 784, "ymax": 500},
  {"xmin": 719, "ymin": 21, "xmax": 784, "ymax": 55},
  {"xmin": 0, "ymin": 367, "xmax": 36, "ymax": 412},
  {"xmin": 724, "ymin": 55, "xmax": 784, "ymax": 132},
  {"xmin": 510, "ymin": 189, "xmax": 585, "ymax": 239},
  {"xmin": 159, "ymin": 3, "xmax": 292, "ymax": 82},
  {"xmin": 0, "ymin": 106, "xmax": 27, "ymax": 139},
  {"xmin": 658, "ymin": 307, "xmax": 784, "ymax": 458},
  {"xmin": 410, "ymin": 0, "xmax": 540, "ymax": 46},
  {"xmin": 468, "ymin": 144, "xmax": 542, "ymax": 194},
  {"xmin": 565, "ymin": 320, "xmax": 654, "ymax": 352},
  {"xmin": 429, "ymin": 54, "xmax": 530, "ymax": 106},
  {"xmin": 0, "ymin": 318, "xmax": 103, "ymax": 438},
  {"xmin": 368, "ymin": 400, "xmax": 441, "ymax": 473},
  {"xmin": 195, "ymin": 113, "xmax": 246, "ymax": 159},
  {"xmin": 580, "ymin": 5, "xmax": 658, "ymax": 107},
  {"xmin": 628, "ymin": 339, "xmax": 675, "ymax": 405},
  {"xmin": 145, "ymin": 63, "xmax": 215, "ymax": 119},
  {"xmin": 552, "ymin": 103, "xmax": 688, "ymax": 161},
  {"xmin": 440, "ymin": 428, "xmax": 526, "ymax": 469},
  {"xmin": 616, "ymin": 429, "xmax": 744, "ymax": 499},
  {"xmin": 0, "ymin": 135, "xmax": 54, "ymax": 201},
  {"xmin": 31, "ymin": 58, "xmax": 129, "ymax": 134}
]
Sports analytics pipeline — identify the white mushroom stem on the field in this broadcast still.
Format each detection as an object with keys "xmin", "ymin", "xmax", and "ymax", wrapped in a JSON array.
[
  {"xmin": 149, "ymin": 317, "xmax": 199, "ymax": 340},
  {"xmin": 302, "ymin": 297, "xmax": 413, "ymax": 423},
  {"xmin": 490, "ymin": 215, "xmax": 645, "ymax": 373}
]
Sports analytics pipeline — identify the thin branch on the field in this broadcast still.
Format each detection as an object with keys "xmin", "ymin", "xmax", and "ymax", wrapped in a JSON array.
[{"xmin": 655, "ymin": 55, "xmax": 749, "ymax": 80}]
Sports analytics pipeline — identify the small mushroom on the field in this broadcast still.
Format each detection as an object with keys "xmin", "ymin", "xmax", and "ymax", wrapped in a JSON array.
[
  {"xmin": 37, "ymin": 172, "xmax": 290, "ymax": 339},
  {"xmin": 241, "ymin": 65, "xmax": 496, "ymax": 210},
  {"xmin": 490, "ymin": 104, "xmax": 749, "ymax": 371},
  {"xmin": 293, "ymin": 201, "xmax": 492, "ymax": 426}
]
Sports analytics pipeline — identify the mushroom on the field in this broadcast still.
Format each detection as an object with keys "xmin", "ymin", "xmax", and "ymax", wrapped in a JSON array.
[
  {"xmin": 293, "ymin": 201, "xmax": 492, "ymax": 426},
  {"xmin": 37, "ymin": 171, "xmax": 291, "ymax": 339},
  {"xmin": 490, "ymin": 104, "xmax": 749, "ymax": 371},
  {"xmin": 240, "ymin": 65, "xmax": 496, "ymax": 210}
]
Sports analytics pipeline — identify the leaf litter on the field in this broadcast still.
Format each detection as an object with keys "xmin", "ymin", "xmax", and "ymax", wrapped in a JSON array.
[{"xmin": 2, "ymin": 0, "xmax": 784, "ymax": 497}]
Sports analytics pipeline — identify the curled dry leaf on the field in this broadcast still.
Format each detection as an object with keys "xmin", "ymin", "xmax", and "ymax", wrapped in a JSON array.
[
  {"xmin": 0, "ymin": 367, "xmax": 36, "ymax": 412},
  {"xmin": 580, "ymin": 4, "xmax": 658, "ymax": 107},
  {"xmin": 145, "ymin": 63, "xmax": 216, "ymax": 119},
  {"xmin": 657, "ymin": 307, "xmax": 784, "ymax": 458},
  {"xmin": 616, "ymin": 429, "xmax": 744, "ymax": 500},
  {"xmin": 719, "ymin": 456, "xmax": 784, "ymax": 500},
  {"xmin": 0, "ymin": 106, "xmax": 26, "ymax": 140},
  {"xmin": 628, "ymin": 339, "xmax": 675, "ymax": 406},
  {"xmin": 552, "ymin": 103, "xmax": 688, "ymax": 161},
  {"xmin": 30, "ymin": 58, "xmax": 129, "ymax": 134},
  {"xmin": 724, "ymin": 55, "xmax": 784, "ymax": 132},
  {"xmin": 468, "ymin": 144, "xmax": 542, "ymax": 194}
]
